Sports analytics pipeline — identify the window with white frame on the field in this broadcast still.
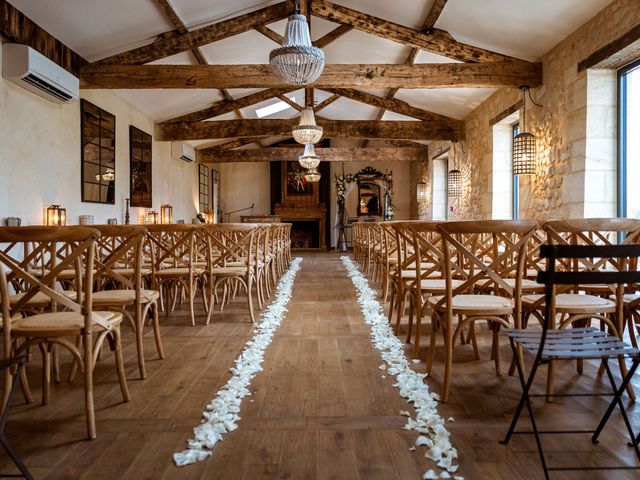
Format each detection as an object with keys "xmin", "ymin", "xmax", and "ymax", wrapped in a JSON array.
[
  {"xmin": 432, "ymin": 156, "xmax": 447, "ymax": 220},
  {"xmin": 619, "ymin": 60, "xmax": 640, "ymax": 218}
]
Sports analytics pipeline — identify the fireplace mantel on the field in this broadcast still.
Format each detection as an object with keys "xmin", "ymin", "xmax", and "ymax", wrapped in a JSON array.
[{"xmin": 274, "ymin": 203, "xmax": 326, "ymax": 249}]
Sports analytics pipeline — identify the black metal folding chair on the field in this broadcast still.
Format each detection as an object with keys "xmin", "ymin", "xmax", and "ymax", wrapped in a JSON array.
[
  {"xmin": 0, "ymin": 355, "xmax": 32, "ymax": 479},
  {"xmin": 500, "ymin": 244, "xmax": 640, "ymax": 479}
]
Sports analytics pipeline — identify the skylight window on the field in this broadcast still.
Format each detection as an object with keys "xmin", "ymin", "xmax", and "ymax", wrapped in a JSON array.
[{"xmin": 256, "ymin": 97, "xmax": 296, "ymax": 118}]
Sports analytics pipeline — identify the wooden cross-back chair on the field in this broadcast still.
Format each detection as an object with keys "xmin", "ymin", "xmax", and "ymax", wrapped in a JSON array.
[
  {"xmin": 396, "ymin": 221, "xmax": 461, "ymax": 358},
  {"xmin": 378, "ymin": 222, "xmax": 399, "ymax": 303},
  {"xmin": 521, "ymin": 218, "xmax": 640, "ymax": 399},
  {"xmin": 91, "ymin": 225, "xmax": 164, "ymax": 380},
  {"xmin": 431, "ymin": 220, "xmax": 539, "ymax": 402},
  {"xmin": 145, "ymin": 224, "xmax": 203, "ymax": 327},
  {"xmin": 0, "ymin": 226, "xmax": 130, "ymax": 439},
  {"xmin": 201, "ymin": 223, "xmax": 259, "ymax": 323}
]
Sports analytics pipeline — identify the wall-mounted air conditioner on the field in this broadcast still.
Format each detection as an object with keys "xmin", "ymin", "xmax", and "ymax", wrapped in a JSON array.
[
  {"xmin": 2, "ymin": 44, "xmax": 79, "ymax": 103},
  {"xmin": 171, "ymin": 142, "xmax": 195, "ymax": 163}
]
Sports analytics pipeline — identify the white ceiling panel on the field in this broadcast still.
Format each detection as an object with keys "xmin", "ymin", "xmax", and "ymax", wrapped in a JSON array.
[
  {"xmin": 394, "ymin": 88, "xmax": 498, "ymax": 120},
  {"xmin": 10, "ymin": 0, "xmax": 173, "ymax": 61},
  {"xmin": 320, "ymin": 97, "xmax": 377, "ymax": 120},
  {"xmin": 438, "ymin": 0, "xmax": 614, "ymax": 61},
  {"xmin": 113, "ymin": 89, "xmax": 223, "ymax": 122},
  {"xmin": 322, "ymin": 30, "xmax": 407, "ymax": 64}
]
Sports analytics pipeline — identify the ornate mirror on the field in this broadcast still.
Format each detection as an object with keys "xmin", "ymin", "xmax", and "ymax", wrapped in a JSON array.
[{"xmin": 357, "ymin": 178, "xmax": 382, "ymax": 216}]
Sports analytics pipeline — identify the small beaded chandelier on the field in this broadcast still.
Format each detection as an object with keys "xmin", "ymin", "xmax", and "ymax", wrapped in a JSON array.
[
  {"xmin": 298, "ymin": 143, "xmax": 320, "ymax": 169},
  {"xmin": 292, "ymin": 107, "xmax": 323, "ymax": 144},
  {"xmin": 304, "ymin": 166, "xmax": 321, "ymax": 183},
  {"xmin": 448, "ymin": 169, "xmax": 462, "ymax": 197},
  {"xmin": 269, "ymin": 6, "xmax": 324, "ymax": 86},
  {"xmin": 513, "ymin": 87, "xmax": 536, "ymax": 176}
]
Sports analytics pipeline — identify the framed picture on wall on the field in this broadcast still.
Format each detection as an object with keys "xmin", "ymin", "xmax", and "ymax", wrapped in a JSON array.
[
  {"xmin": 129, "ymin": 126, "xmax": 152, "ymax": 208},
  {"xmin": 285, "ymin": 161, "xmax": 313, "ymax": 196}
]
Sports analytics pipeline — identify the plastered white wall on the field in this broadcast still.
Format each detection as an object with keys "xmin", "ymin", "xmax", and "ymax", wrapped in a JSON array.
[
  {"xmin": 215, "ymin": 162, "xmax": 272, "ymax": 223},
  {"xmin": 0, "ymin": 46, "xmax": 198, "ymax": 226}
]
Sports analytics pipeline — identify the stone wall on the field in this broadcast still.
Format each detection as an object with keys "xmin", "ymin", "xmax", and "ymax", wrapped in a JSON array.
[{"xmin": 412, "ymin": 0, "xmax": 637, "ymax": 221}]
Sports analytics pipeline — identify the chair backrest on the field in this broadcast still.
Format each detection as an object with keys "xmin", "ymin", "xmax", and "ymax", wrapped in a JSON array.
[
  {"xmin": 536, "ymin": 244, "xmax": 640, "ymax": 352},
  {"xmin": 543, "ymin": 218, "xmax": 640, "ymax": 273},
  {"xmin": 436, "ymin": 220, "xmax": 539, "ymax": 320},
  {"xmin": 92, "ymin": 225, "xmax": 147, "ymax": 297},
  {"xmin": 201, "ymin": 223, "xmax": 258, "ymax": 271},
  {"xmin": 145, "ymin": 224, "xmax": 197, "ymax": 272},
  {"xmin": 0, "ymin": 226, "xmax": 102, "ymax": 335}
]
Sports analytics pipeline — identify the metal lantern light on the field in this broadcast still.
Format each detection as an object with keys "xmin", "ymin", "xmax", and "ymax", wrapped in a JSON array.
[
  {"xmin": 448, "ymin": 169, "xmax": 463, "ymax": 197},
  {"xmin": 292, "ymin": 107, "xmax": 323, "ymax": 144},
  {"xmin": 304, "ymin": 167, "xmax": 321, "ymax": 183},
  {"xmin": 146, "ymin": 211, "xmax": 158, "ymax": 225},
  {"xmin": 269, "ymin": 12, "xmax": 324, "ymax": 85},
  {"xmin": 416, "ymin": 181, "xmax": 428, "ymax": 203},
  {"xmin": 46, "ymin": 204, "xmax": 66, "ymax": 226},
  {"xmin": 513, "ymin": 86, "xmax": 537, "ymax": 176},
  {"xmin": 160, "ymin": 204, "xmax": 173, "ymax": 224},
  {"xmin": 298, "ymin": 143, "xmax": 321, "ymax": 169}
]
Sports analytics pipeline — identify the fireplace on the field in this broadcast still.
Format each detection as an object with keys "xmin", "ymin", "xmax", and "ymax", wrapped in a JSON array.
[{"xmin": 290, "ymin": 220, "xmax": 321, "ymax": 249}]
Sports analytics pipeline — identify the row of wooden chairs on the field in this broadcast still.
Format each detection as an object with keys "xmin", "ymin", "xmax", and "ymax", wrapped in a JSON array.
[
  {"xmin": 353, "ymin": 218, "xmax": 640, "ymax": 403},
  {"xmin": 0, "ymin": 222, "xmax": 292, "ymax": 441}
]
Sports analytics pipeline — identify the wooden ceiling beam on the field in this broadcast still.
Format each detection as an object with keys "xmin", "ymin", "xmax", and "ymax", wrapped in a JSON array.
[
  {"xmin": 162, "ymin": 87, "xmax": 296, "ymax": 123},
  {"xmin": 314, "ymin": 24, "xmax": 354, "ymax": 48},
  {"xmin": 156, "ymin": 119, "xmax": 458, "ymax": 141},
  {"xmin": 314, "ymin": 93, "xmax": 341, "ymax": 112},
  {"xmin": 80, "ymin": 62, "xmax": 542, "ymax": 89},
  {"xmin": 198, "ymin": 146, "xmax": 428, "ymax": 163},
  {"xmin": 423, "ymin": 0, "xmax": 448, "ymax": 31},
  {"xmin": 310, "ymin": 0, "xmax": 523, "ymax": 64},
  {"xmin": 95, "ymin": 1, "xmax": 294, "ymax": 65},
  {"xmin": 278, "ymin": 94, "xmax": 303, "ymax": 111},
  {"xmin": 254, "ymin": 25, "xmax": 284, "ymax": 45}
]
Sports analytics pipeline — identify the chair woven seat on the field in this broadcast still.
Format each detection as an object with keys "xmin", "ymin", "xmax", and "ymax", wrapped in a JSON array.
[
  {"xmin": 111, "ymin": 267, "xmax": 152, "ymax": 276},
  {"xmin": 429, "ymin": 293, "xmax": 513, "ymax": 312},
  {"xmin": 12, "ymin": 311, "xmax": 122, "ymax": 336},
  {"xmin": 419, "ymin": 278, "xmax": 464, "ymax": 292},
  {"xmin": 500, "ymin": 278, "xmax": 543, "ymax": 291},
  {"xmin": 155, "ymin": 267, "xmax": 203, "ymax": 276},
  {"xmin": 9, "ymin": 291, "xmax": 76, "ymax": 307},
  {"xmin": 508, "ymin": 327, "xmax": 640, "ymax": 359},
  {"xmin": 211, "ymin": 266, "xmax": 248, "ymax": 275},
  {"xmin": 92, "ymin": 289, "xmax": 159, "ymax": 305},
  {"xmin": 522, "ymin": 293, "xmax": 615, "ymax": 313}
]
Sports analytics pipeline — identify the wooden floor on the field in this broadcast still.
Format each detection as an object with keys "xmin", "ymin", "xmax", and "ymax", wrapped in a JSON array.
[{"xmin": 2, "ymin": 252, "xmax": 640, "ymax": 479}]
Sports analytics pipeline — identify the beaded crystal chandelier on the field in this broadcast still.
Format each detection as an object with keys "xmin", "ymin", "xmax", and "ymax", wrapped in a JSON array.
[
  {"xmin": 298, "ymin": 143, "xmax": 320, "ymax": 169},
  {"xmin": 304, "ymin": 166, "xmax": 321, "ymax": 183},
  {"xmin": 293, "ymin": 107, "xmax": 323, "ymax": 144},
  {"xmin": 269, "ymin": 9, "xmax": 324, "ymax": 86}
]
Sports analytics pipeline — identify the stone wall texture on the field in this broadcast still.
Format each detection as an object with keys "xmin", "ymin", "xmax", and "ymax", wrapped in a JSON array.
[{"xmin": 412, "ymin": 0, "xmax": 639, "ymax": 221}]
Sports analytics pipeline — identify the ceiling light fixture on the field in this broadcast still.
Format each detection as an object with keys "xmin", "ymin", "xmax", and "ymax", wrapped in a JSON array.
[
  {"xmin": 304, "ymin": 166, "xmax": 321, "ymax": 183},
  {"xmin": 292, "ymin": 106, "xmax": 323, "ymax": 144},
  {"xmin": 269, "ymin": 2, "xmax": 324, "ymax": 85},
  {"xmin": 298, "ymin": 143, "xmax": 320, "ymax": 169},
  {"xmin": 513, "ymin": 86, "xmax": 537, "ymax": 176}
]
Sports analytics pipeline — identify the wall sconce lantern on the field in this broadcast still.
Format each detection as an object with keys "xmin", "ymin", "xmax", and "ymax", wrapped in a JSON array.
[
  {"xmin": 46, "ymin": 204, "xmax": 66, "ymax": 226},
  {"xmin": 160, "ymin": 204, "xmax": 173, "ymax": 224},
  {"xmin": 416, "ymin": 181, "xmax": 429, "ymax": 203},
  {"xmin": 146, "ymin": 211, "xmax": 158, "ymax": 225},
  {"xmin": 447, "ymin": 169, "xmax": 463, "ymax": 197},
  {"xmin": 512, "ymin": 86, "xmax": 537, "ymax": 176}
]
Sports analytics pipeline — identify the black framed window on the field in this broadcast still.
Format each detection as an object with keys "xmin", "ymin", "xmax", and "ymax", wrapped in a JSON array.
[
  {"xmin": 618, "ymin": 59, "xmax": 640, "ymax": 218},
  {"xmin": 199, "ymin": 164, "xmax": 210, "ymax": 213},
  {"xmin": 512, "ymin": 123, "xmax": 520, "ymax": 219},
  {"xmin": 81, "ymin": 100, "xmax": 116, "ymax": 204}
]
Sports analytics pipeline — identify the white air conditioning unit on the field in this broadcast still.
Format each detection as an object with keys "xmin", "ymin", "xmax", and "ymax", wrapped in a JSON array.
[
  {"xmin": 171, "ymin": 142, "xmax": 195, "ymax": 163},
  {"xmin": 2, "ymin": 44, "xmax": 79, "ymax": 103}
]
